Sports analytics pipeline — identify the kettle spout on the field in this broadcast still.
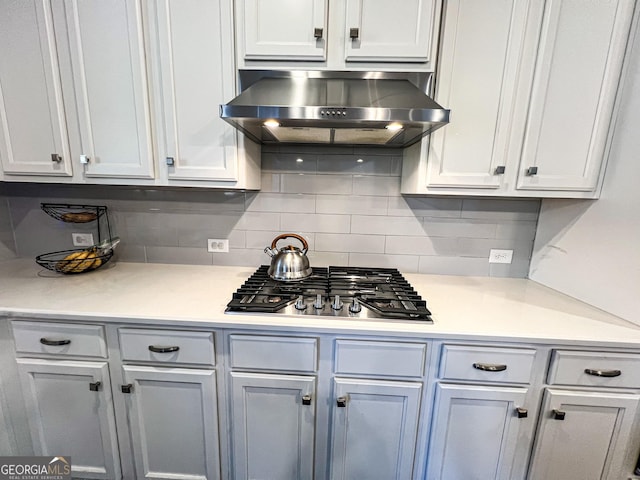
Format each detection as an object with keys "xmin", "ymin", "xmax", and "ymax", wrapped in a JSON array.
[{"xmin": 264, "ymin": 247, "xmax": 276, "ymax": 257}]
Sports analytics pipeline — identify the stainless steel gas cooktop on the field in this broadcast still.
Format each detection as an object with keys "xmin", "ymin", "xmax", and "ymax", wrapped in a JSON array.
[{"xmin": 225, "ymin": 265, "xmax": 432, "ymax": 322}]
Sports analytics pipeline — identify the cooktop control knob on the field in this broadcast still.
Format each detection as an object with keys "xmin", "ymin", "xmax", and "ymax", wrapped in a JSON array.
[
  {"xmin": 331, "ymin": 295, "xmax": 344, "ymax": 310},
  {"xmin": 294, "ymin": 295, "xmax": 307, "ymax": 311},
  {"xmin": 313, "ymin": 294, "xmax": 324, "ymax": 309},
  {"xmin": 349, "ymin": 298, "xmax": 362, "ymax": 313}
]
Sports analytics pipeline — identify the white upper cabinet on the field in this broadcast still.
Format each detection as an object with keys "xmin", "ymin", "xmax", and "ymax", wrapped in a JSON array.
[
  {"xmin": 239, "ymin": 0, "xmax": 328, "ymax": 61},
  {"xmin": 424, "ymin": 0, "xmax": 531, "ymax": 190},
  {"xmin": 0, "ymin": 0, "xmax": 259, "ymax": 189},
  {"xmin": 0, "ymin": 1, "xmax": 72, "ymax": 177},
  {"xmin": 63, "ymin": 0, "xmax": 155, "ymax": 179},
  {"xmin": 517, "ymin": 0, "xmax": 635, "ymax": 191},
  {"xmin": 402, "ymin": 0, "xmax": 636, "ymax": 198},
  {"xmin": 148, "ymin": 0, "xmax": 239, "ymax": 183},
  {"xmin": 344, "ymin": 0, "xmax": 435, "ymax": 63},
  {"xmin": 235, "ymin": 0, "xmax": 439, "ymax": 70}
]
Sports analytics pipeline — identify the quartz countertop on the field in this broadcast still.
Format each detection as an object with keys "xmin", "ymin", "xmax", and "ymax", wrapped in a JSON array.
[{"xmin": 1, "ymin": 259, "xmax": 639, "ymax": 347}]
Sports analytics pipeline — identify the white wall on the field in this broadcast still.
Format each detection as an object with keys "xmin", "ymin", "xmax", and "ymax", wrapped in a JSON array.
[{"xmin": 529, "ymin": 21, "xmax": 640, "ymax": 325}]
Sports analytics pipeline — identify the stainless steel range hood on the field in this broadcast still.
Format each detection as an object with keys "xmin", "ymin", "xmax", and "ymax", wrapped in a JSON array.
[{"xmin": 220, "ymin": 70, "xmax": 450, "ymax": 148}]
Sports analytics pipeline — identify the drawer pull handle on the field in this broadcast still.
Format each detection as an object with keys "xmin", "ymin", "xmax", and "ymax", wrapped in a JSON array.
[
  {"xmin": 473, "ymin": 363, "xmax": 507, "ymax": 372},
  {"xmin": 148, "ymin": 345, "xmax": 180, "ymax": 353},
  {"xmin": 40, "ymin": 337, "xmax": 71, "ymax": 346},
  {"xmin": 553, "ymin": 409, "xmax": 565, "ymax": 420},
  {"xmin": 89, "ymin": 381, "xmax": 101, "ymax": 392},
  {"xmin": 302, "ymin": 394, "xmax": 312, "ymax": 406},
  {"xmin": 336, "ymin": 396, "xmax": 348, "ymax": 407},
  {"xmin": 121, "ymin": 384, "xmax": 133, "ymax": 394},
  {"xmin": 585, "ymin": 368, "xmax": 621, "ymax": 378},
  {"xmin": 516, "ymin": 407, "xmax": 528, "ymax": 419}
]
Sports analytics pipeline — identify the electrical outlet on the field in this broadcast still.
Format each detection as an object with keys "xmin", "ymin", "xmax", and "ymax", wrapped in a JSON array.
[
  {"xmin": 489, "ymin": 249, "xmax": 513, "ymax": 264},
  {"xmin": 207, "ymin": 238, "xmax": 229, "ymax": 253},
  {"xmin": 72, "ymin": 233, "xmax": 94, "ymax": 247}
]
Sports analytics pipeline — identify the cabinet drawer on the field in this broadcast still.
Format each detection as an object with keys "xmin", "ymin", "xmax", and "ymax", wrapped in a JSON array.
[
  {"xmin": 334, "ymin": 340, "xmax": 426, "ymax": 378},
  {"xmin": 548, "ymin": 350, "xmax": 640, "ymax": 388},
  {"xmin": 119, "ymin": 329, "xmax": 215, "ymax": 366},
  {"xmin": 229, "ymin": 335, "xmax": 318, "ymax": 372},
  {"xmin": 439, "ymin": 345, "xmax": 536, "ymax": 384},
  {"xmin": 12, "ymin": 321, "xmax": 107, "ymax": 358}
]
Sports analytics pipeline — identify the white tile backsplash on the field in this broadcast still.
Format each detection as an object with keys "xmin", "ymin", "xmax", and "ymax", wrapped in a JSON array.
[{"xmin": 1, "ymin": 145, "xmax": 540, "ymax": 278}]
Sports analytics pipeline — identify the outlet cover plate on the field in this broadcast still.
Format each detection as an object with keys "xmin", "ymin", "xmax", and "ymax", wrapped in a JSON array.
[
  {"xmin": 207, "ymin": 238, "xmax": 229, "ymax": 253},
  {"xmin": 72, "ymin": 233, "xmax": 94, "ymax": 247},
  {"xmin": 489, "ymin": 249, "xmax": 513, "ymax": 264}
]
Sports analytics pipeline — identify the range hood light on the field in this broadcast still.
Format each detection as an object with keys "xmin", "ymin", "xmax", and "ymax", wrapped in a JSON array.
[
  {"xmin": 385, "ymin": 123, "xmax": 403, "ymax": 131},
  {"xmin": 264, "ymin": 119, "xmax": 280, "ymax": 128}
]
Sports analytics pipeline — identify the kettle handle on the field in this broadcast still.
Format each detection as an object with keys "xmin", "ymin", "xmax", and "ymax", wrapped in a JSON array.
[{"xmin": 271, "ymin": 233, "xmax": 309, "ymax": 253}]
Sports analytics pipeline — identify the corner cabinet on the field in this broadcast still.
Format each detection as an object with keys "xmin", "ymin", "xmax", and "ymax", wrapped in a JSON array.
[
  {"xmin": 234, "ymin": 0, "xmax": 440, "ymax": 70},
  {"xmin": 0, "ymin": 0, "xmax": 260, "ymax": 189},
  {"xmin": 401, "ymin": 0, "xmax": 637, "ymax": 198}
]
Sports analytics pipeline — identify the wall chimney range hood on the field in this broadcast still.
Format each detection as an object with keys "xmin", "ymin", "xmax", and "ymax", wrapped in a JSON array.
[{"xmin": 220, "ymin": 70, "xmax": 450, "ymax": 148}]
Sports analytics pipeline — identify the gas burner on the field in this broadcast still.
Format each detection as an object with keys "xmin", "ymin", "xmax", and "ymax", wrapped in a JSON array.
[
  {"xmin": 226, "ymin": 265, "xmax": 432, "ymax": 322},
  {"xmin": 264, "ymin": 296, "xmax": 283, "ymax": 304}
]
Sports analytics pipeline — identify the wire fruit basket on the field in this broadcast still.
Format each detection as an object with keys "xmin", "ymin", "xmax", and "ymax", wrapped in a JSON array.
[
  {"xmin": 36, "ymin": 203, "xmax": 117, "ymax": 274},
  {"xmin": 36, "ymin": 247, "xmax": 114, "ymax": 274}
]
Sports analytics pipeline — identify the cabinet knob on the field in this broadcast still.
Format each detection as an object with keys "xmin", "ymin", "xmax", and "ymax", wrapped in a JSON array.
[
  {"xmin": 51, "ymin": 153, "xmax": 62, "ymax": 163},
  {"xmin": 494, "ymin": 165, "xmax": 506, "ymax": 175},
  {"xmin": 314, "ymin": 27, "xmax": 323, "ymax": 39},
  {"xmin": 89, "ymin": 381, "xmax": 102, "ymax": 392},
  {"xmin": 336, "ymin": 396, "xmax": 348, "ymax": 407},
  {"xmin": 166, "ymin": 157, "xmax": 175, "ymax": 166},
  {"xmin": 121, "ymin": 384, "xmax": 133, "ymax": 394},
  {"xmin": 302, "ymin": 394, "xmax": 312, "ymax": 406},
  {"xmin": 552, "ymin": 409, "xmax": 565, "ymax": 420},
  {"xmin": 349, "ymin": 28, "xmax": 359, "ymax": 40},
  {"xmin": 584, "ymin": 368, "xmax": 621, "ymax": 377},
  {"xmin": 526, "ymin": 166, "xmax": 538, "ymax": 176},
  {"xmin": 472, "ymin": 362, "xmax": 507, "ymax": 372},
  {"xmin": 516, "ymin": 407, "xmax": 528, "ymax": 418},
  {"xmin": 80, "ymin": 155, "xmax": 90, "ymax": 164}
]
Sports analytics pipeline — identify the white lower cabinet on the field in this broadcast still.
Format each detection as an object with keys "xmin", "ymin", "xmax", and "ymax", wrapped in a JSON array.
[
  {"xmin": 330, "ymin": 378, "xmax": 422, "ymax": 480},
  {"xmin": 121, "ymin": 365, "xmax": 222, "ymax": 480},
  {"xmin": 426, "ymin": 384, "xmax": 528, "ymax": 480},
  {"xmin": 528, "ymin": 389, "xmax": 640, "ymax": 480},
  {"xmin": 229, "ymin": 372, "xmax": 316, "ymax": 480},
  {"xmin": 16, "ymin": 358, "xmax": 121, "ymax": 479}
]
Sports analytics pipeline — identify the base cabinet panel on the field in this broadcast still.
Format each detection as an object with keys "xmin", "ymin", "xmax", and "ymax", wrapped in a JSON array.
[
  {"xmin": 122, "ymin": 365, "xmax": 221, "ymax": 480},
  {"xmin": 527, "ymin": 388, "xmax": 640, "ymax": 480},
  {"xmin": 229, "ymin": 372, "xmax": 316, "ymax": 480},
  {"xmin": 426, "ymin": 384, "xmax": 528, "ymax": 480},
  {"xmin": 16, "ymin": 359, "xmax": 121, "ymax": 479},
  {"xmin": 330, "ymin": 378, "xmax": 422, "ymax": 480}
]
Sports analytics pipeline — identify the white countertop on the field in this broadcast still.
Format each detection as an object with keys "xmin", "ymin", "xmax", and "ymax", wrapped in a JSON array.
[{"xmin": 1, "ymin": 259, "xmax": 639, "ymax": 347}]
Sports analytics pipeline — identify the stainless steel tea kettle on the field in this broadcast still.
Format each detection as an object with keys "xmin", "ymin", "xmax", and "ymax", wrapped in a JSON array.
[{"xmin": 264, "ymin": 233, "xmax": 312, "ymax": 281}]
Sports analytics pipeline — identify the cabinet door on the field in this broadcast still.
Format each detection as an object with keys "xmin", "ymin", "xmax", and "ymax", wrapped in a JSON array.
[
  {"xmin": 64, "ymin": 0, "xmax": 155, "ymax": 179},
  {"xmin": 344, "ymin": 0, "xmax": 435, "ymax": 62},
  {"xmin": 240, "ymin": 0, "xmax": 327, "ymax": 61},
  {"xmin": 517, "ymin": 0, "xmax": 635, "ymax": 191},
  {"xmin": 528, "ymin": 388, "xmax": 640, "ymax": 480},
  {"xmin": 122, "ymin": 365, "xmax": 221, "ymax": 480},
  {"xmin": 330, "ymin": 378, "xmax": 422, "ymax": 480},
  {"xmin": 149, "ymin": 0, "xmax": 238, "ymax": 182},
  {"xmin": 427, "ymin": 0, "xmax": 533, "ymax": 189},
  {"xmin": 16, "ymin": 359, "xmax": 120, "ymax": 479},
  {"xmin": 426, "ymin": 384, "xmax": 528, "ymax": 480},
  {"xmin": 230, "ymin": 372, "xmax": 316, "ymax": 480},
  {"xmin": 0, "ymin": 0, "xmax": 72, "ymax": 177}
]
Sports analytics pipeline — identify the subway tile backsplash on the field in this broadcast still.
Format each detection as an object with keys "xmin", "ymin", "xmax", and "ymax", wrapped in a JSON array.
[{"xmin": 0, "ymin": 146, "xmax": 540, "ymax": 277}]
